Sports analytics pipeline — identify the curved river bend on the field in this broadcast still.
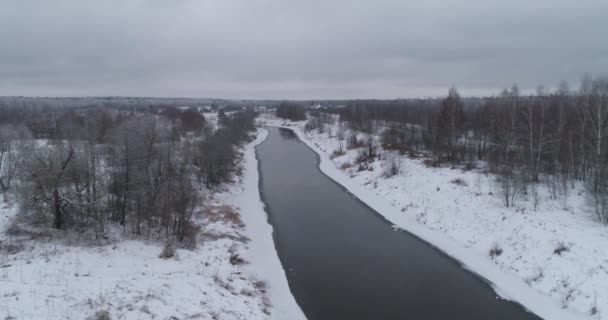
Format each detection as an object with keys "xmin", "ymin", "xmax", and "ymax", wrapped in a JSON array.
[{"xmin": 257, "ymin": 127, "xmax": 540, "ymax": 320}]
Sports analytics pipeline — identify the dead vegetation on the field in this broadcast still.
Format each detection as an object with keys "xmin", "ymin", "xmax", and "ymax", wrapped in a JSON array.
[
  {"xmin": 339, "ymin": 162, "xmax": 353, "ymax": 170},
  {"xmin": 229, "ymin": 244, "xmax": 246, "ymax": 265},
  {"xmin": 159, "ymin": 242, "xmax": 177, "ymax": 259},
  {"xmin": 330, "ymin": 149, "xmax": 345, "ymax": 159},
  {"xmin": 203, "ymin": 205, "xmax": 245, "ymax": 229},
  {"xmin": 525, "ymin": 268, "xmax": 545, "ymax": 286},
  {"xmin": 0, "ymin": 241, "xmax": 25, "ymax": 255},
  {"xmin": 553, "ymin": 242, "xmax": 570, "ymax": 256},
  {"xmin": 489, "ymin": 243, "xmax": 503, "ymax": 259},
  {"xmin": 450, "ymin": 177, "xmax": 468, "ymax": 187},
  {"xmin": 87, "ymin": 310, "xmax": 111, "ymax": 320}
]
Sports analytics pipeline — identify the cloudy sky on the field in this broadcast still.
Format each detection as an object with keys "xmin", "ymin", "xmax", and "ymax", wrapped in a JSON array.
[{"xmin": 0, "ymin": 0, "xmax": 606, "ymax": 99}]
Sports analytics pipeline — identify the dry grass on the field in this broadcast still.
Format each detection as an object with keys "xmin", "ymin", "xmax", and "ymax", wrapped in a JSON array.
[
  {"xmin": 462, "ymin": 162, "xmax": 477, "ymax": 171},
  {"xmin": 200, "ymin": 231, "xmax": 250, "ymax": 243},
  {"xmin": 0, "ymin": 241, "xmax": 25, "ymax": 255},
  {"xmin": 450, "ymin": 177, "xmax": 468, "ymax": 187},
  {"xmin": 339, "ymin": 162, "xmax": 353, "ymax": 170},
  {"xmin": 4, "ymin": 219, "xmax": 53, "ymax": 240},
  {"xmin": 203, "ymin": 205, "xmax": 245, "ymax": 229}
]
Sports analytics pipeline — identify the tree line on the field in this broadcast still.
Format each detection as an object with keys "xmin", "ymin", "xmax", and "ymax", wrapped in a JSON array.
[
  {"xmin": 0, "ymin": 104, "xmax": 257, "ymax": 246},
  {"xmin": 276, "ymin": 101, "xmax": 307, "ymax": 121},
  {"xmin": 322, "ymin": 74, "xmax": 608, "ymax": 223}
]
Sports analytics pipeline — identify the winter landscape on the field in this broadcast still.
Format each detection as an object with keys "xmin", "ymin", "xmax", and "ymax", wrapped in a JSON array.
[{"xmin": 1, "ymin": 0, "xmax": 607, "ymax": 319}]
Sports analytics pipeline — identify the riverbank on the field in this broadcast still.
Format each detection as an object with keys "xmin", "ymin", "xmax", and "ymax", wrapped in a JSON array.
[
  {"xmin": 260, "ymin": 114, "xmax": 602, "ymax": 320},
  {"xmin": 226, "ymin": 128, "xmax": 306, "ymax": 320},
  {"xmin": 0, "ymin": 129, "xmax": 304, "ymax": 320}
]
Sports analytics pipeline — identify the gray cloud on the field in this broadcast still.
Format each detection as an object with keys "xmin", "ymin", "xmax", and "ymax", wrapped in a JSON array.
[{"xmin": 0, "ymin": 0, "xmax": 606, "ymax": 99}]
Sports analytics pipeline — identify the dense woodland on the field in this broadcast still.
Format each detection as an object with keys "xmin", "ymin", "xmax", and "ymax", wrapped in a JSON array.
[
  {"xmin": 306, "ymin": 75, "xmax": 608, "ymax": 224},
  {"xmin": 0, "ymin": 102, "xmax": 256, "ymax": 246},
  {"xmin": 276, "ymin": 101, "xmax": 307, "ymax": 121}
]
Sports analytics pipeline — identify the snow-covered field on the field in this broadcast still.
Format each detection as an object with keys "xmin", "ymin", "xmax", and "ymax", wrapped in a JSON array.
[
  {"xmin": 260, "ymin": 113, "xmax": 607, "ymax": 320},
  {"xmin": 0, "ymin": 129, "xmax": 303, "ymax": 320}
]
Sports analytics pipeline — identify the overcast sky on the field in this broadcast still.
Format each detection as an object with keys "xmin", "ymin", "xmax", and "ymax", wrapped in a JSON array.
[{"xmin": 0, "ymin": 0, "xmax": 606, "ymax": 99}]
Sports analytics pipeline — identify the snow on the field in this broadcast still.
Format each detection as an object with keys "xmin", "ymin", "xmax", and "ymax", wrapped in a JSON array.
[
  {"xmin": 0, "ymin": 129, "xmax": 304, "ymax": 320},
  {"xmin": 226, "ymin": 129, "xmax": 306, "ymax": 320},
  {"xmin": 260, "ymin": 113, "xmax": 605, "ymax": 320}
]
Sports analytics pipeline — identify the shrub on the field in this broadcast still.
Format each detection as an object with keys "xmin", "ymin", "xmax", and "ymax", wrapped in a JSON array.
[
  {"xmin": 88, "ymin": 310, "xmax": 111, "ymax": 320},
  {"xmin": 330, "ymin": 149, "xmax": 345, "ymax": 159},
  {"xmin": 382, "ymin": 151, "xmax": 401, "ymax": 178},
  {"xmin": 553, "ymin": 242, "xmax": 570, "ymax": 256},
  {"xmin": 463, "ymin": 162, "xmax": 476, "ymax": 171},
  {"xmin": 423, "ymin": 159, "xmax": 439, "ymax": 167},
  {"xmin": 159, "ymin": 242, "xmax": 176, "ymax": 259},
  {"xmin": 590, "ymin": 305, "xmax": 598, "ymax": 316},
  {"xmin": 357, "ymin": 163, "xmax": 369, "ymax": 172},
  {"xmin": 181, "ymin": 221, "xmax": 201, "ymax": 250},
  {"xmin": 354, "ymin": 149, "xmax": 369, "ymax": 164},
  {"xmin": 0, "ymin": 241, "xmax": 25, "ymax": 255},
  {"xmin": 339, "ymin": 162, "xmax": 353, "ymax": 170},
  {"xmin": 450, "ymin": 178, "xmax": 468, "ymax": 187},
  {"xmin": 229, "ymin": 253, "xmax": 245, "ymax": 265},
  {"xmin": 489, "ymin": 243, "xmax": 503, "ymax": 259},
  {"xmin": 525, "ymin": 268, "xmax": 544, "ymax": 286},
  {"xmin": 346, "ymin": 133, "xmax": 363, "ymax": 149}
]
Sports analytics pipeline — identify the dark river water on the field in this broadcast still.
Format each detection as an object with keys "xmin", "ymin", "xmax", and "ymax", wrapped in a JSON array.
[{"xmin": 256, "ymin": 127, "xmax": 540, "ymax": 320}]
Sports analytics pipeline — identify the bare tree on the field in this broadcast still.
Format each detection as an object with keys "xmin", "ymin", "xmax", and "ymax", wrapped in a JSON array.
[
  {"xmin": 582, "ymin": 76, "xmax": 608, "ymax": 223},
  {"xmin": 437, "ymin": 87, "xmax": 465, "ymax": 161},
  {"xmin": 0, "ymin": 124, "xmax": 32, "ymax": 201}
]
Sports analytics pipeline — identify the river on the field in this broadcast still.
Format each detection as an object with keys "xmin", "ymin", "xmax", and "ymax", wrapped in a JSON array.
[{"xmin": 256, "ymin": 127, "xmax": 540, "ymax": 320}]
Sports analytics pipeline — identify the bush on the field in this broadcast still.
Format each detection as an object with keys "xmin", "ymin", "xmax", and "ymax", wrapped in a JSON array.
[
  {"xmin": 357, "ymin": 162, "xmax": 369, "ymax": 172},
  {"xmin": 180, "ymin": 221, "xmax": 201, "ymax": 250},
  {"xmin": 229, "ymin": 253, "xmax": 245, "ymax": 265},
  {"xmin": 450, "ymin": 178, "xmax": 468, "ymax": 187},
  {"xmin": 354, "ymin": 149, "xmax": 370, "ymax": 164},
  {"xmin": 0, "ymin": 241, "xmax": 25, "ymax": 255},
  {"xmin": 423, "ymin": 159, "xmax": 438, "ymax": 167},
  {"xmin": 489, "ymin": 243, "xmax": 503, "ymax": 259},
  {"xmin": 346, "ymin": 133, "xmax": 363, "ymax": 149},
  {"xmin": 525, "ymin": 267, "xmax": 544, "ymax": 286},
  {"xmin": 159, "ymin": 242, "xmax": 176, "ymax": 259},
  {"xmin": 382, "ymin": 151, "xmax": 401, "ymax": 178},
  {"xmin": 88, "ymin": 310, "xmax": 111, "ymax": 320},
  {"xmin": 339, "ymin": 162, "xmax": 353, "ymax": 170},
  {"xmin": 553, "ymin": 242, "xmax": 570, "ymax": 256},
  {"xmin": 330, "ymin": 149, "xmax": 345, "ymax": 159}
]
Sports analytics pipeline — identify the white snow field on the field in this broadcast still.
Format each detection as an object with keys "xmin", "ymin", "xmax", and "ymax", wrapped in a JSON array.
[
  {"xmin": 0, "ymin": 129, "xmax": 304, "ymax": 320},
  {"xmin": 260, "ymin": 113, "xmax": 607, "ymax": 320}
]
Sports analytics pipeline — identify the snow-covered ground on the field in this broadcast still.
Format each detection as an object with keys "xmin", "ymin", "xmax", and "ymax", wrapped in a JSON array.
[
  {"xmin": 0, "ymin": 129, "xmax": 303, "ymax": 320},
  {"xmin": 260, "ymin": 113, "xmax": 607, "ymax": 320},
  {"xmin": 226, "ymin": 129, "xmax": 305, "ymax": 320}
]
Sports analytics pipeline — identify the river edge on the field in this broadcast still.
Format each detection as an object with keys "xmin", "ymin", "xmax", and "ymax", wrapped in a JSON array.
[
  {"xmin": 233, "ymin": 128, "xmax": 307, "ymax": 320},
  {"xmin": 266, "ymin": 122, "xmax": 587, "ymax": 320}
]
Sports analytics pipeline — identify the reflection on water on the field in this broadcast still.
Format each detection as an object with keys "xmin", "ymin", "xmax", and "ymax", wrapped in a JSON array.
[{"xmin": 278, "ymin": 127, "xmax": 299, "ymax": 140}]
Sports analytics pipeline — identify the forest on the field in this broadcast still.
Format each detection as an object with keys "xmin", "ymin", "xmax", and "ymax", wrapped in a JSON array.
[
  {"xmin": 303, "ymin": 75, "xmax": 608, "ymax": 224},
  {"xmin": 0, "ymin": 101, "xmax": 257, "ymax": 246}
]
